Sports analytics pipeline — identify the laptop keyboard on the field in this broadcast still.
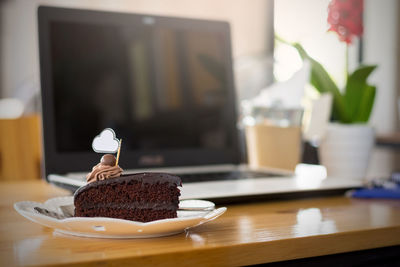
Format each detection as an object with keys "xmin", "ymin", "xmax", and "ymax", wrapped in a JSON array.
[{"xmin": 178, "ymin": 170, "xmax": 282, "ymax": 183}]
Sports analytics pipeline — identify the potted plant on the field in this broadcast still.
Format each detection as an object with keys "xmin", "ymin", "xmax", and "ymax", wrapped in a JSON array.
[{"xmin": 280, "ymin": 0, "xmax": 377, "ymax": 179}]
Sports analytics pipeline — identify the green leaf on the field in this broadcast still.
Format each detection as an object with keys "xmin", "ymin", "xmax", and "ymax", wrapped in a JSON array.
[
  {"xmin": 292, "ymin": 43, "xmax": 351, "ymax": 123},
  {"xmin": 354, "ymin": 85, "xmax": 376, "ymax": 122},
  {"xmin": 276, "ymin": 37, "xmax": 378, "ymax": 123},
  {"xmin": 344, "ymin": 65, "xmax": 377, "ymax": 122}
]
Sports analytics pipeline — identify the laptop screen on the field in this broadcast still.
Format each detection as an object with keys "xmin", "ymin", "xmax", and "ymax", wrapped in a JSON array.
[{"xmin": 39, "ymin": 7, "xmax": 240, "ymax": 176}]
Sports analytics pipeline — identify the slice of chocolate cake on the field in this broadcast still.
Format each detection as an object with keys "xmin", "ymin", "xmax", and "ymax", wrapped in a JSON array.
[{"xmin": 74, "ymin": 172, "xmax": 181, "ymax": 222}]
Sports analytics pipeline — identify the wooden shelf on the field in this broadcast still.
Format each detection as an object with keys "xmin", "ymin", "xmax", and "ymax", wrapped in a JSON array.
[
  {"xmin": 376, "ymin": 132, "xmax": 400, "ymax": 148},
  {"xmin": 0, "ymin": 115, "xmax": 42, "ymax": 181}
]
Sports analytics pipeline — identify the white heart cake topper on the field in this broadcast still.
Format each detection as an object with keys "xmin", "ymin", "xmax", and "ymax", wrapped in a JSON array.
[{"xmin": 92, "ymin": 128, "xmax": 120, "ymax": 153}]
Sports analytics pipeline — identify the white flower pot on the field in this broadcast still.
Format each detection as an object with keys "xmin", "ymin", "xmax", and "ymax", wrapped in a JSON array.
[{"xmin": 319, "ymin": 123, "xmax": 374, "ymax": 180}]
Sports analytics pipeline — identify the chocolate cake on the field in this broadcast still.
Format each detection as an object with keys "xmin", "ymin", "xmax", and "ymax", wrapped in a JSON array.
[
  {"xmin": 74, "ymin": 172, "xmax": 181, "ymax": 222},
  {"xmin": 74, "ymin": 154, "xmax": 181, "ymax": 222}
]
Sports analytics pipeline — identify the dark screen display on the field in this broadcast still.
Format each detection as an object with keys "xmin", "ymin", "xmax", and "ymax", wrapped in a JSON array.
[{"xmin": 50, "ymin": 20, "xmax": 232, "ymax": 153}]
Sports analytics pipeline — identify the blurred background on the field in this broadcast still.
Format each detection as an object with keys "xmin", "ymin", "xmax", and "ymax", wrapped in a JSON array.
[{"xmin": 0, "ymin": 0, "xmax": 399, "ymax": 181}]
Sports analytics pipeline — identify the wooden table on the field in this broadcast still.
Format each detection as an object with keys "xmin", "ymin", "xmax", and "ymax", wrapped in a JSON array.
[{"xmin": 1, "ymin": 181, "xmax": 400, "ymax": 266}]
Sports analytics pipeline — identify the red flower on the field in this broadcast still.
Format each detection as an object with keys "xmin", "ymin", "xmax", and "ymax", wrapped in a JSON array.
[{"xmin": 327, "ymin": 0, "xmax": 364, "ymax": 44}]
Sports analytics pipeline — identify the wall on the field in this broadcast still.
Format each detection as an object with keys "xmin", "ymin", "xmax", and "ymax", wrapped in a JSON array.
[
  {"xmin": 364, "ymin": 0, "xmax": 399, "ymax": 178},
  {"xmin": 364, "ymin": 0, "xmax": 399, "ymax": 134}
]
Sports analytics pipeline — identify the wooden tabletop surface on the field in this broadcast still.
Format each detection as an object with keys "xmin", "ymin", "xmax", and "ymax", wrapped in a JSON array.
[{"xmin": 1, "ymin": 180, "xmax": 400, "ymax": 267}]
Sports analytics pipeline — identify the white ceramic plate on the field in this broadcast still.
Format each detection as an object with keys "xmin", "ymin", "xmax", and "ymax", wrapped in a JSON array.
[{"xmin": 14, "ymin": 196, "xmax": 226, "ymax": 238}]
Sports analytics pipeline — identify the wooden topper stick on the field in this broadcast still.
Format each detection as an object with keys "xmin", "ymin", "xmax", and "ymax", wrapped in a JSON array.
[{"xmin": 115, "ymin": 139, "xmax": 122, "ymax": 166}]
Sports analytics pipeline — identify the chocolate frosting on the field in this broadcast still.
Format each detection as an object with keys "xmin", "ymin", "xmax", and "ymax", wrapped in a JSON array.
[
  {"xmin": 86, "ymin": 163, "xmax": 123, "ymax": 183},
  {"xmin": 74, "ymin": 202, "xmax": 177, "ymax": 211},
  {"xmin": 75, "ymin": 172, "xmax": 182, "ymax": 198}
]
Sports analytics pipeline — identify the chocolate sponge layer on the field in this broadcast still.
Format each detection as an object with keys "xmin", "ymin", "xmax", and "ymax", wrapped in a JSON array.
[{"xmin": 74, "ymin": 173, "xmax": 181, "ymax": 222}]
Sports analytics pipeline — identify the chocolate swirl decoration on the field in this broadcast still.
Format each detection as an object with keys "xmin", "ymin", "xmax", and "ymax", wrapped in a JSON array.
[{"xmin": 86, "ymin": 154, "xmax": 123, "ymax": 183}]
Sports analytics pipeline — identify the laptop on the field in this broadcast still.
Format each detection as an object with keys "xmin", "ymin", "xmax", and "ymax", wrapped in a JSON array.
[{"xmin": 38, "ymin": 6, "xmax": 361, "ymax": 203}]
